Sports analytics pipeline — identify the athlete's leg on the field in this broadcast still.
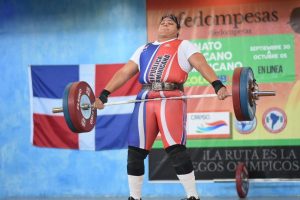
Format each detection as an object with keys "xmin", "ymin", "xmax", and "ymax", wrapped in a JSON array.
[
  {"xmin": 156, "ymin": 97, "xmax": 187, "ymax": 147},
  {"xmin": 127, "ymin": 91, "xmax": 159, "ymax": 199},
  {"xmin": 156, "ymin": 95, "xmax": 199, "ymax": 199},
  {"xmin": 127, "ymin": 146, "xmax": 149, "ymax": 200},
  {"xmin": 128, "ymin": 91, "xmax": 159, "ymax": 150},
  {"xmin": 165, "ymin": 144, "xmax": 199, "ymax": 199}
]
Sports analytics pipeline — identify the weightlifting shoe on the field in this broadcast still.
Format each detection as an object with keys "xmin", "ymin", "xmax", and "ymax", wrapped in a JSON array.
[
  {"xmin": 128, "ymin": 197, "xmax": 141, "ymax": 200},
  {"xmin": 181, "ymin": 196, "xmax": 200, "ymax": 200}
]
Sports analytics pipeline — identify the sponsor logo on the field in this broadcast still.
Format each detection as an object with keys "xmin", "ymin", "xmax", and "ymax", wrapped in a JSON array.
[
  {"xmin": 177, "ymin": 10, "xmax": 279, "ymax": 29},
  {"xmin": 187, "ymin": 112, "xmax": 230, "ymax": 138},
  {"xmin": 143, "ymin": 44, "xmax": 150, "ymax": 51},
  {"xmin": 262, "ymin": 107, "xmax": 287, "ymax": 133},
  {"xmin": 196, "ymin": 120, "xmax": 227, "ymax": 132}
]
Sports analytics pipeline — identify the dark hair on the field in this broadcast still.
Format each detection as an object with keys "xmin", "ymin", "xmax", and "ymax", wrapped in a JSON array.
[{"xmin": 161, "ymin": 14, "xmax": 181, "ymax": 29}]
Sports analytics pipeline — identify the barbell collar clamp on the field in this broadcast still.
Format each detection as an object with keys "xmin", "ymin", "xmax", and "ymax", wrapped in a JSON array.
[
  {"xmin": 253, "ymin": 90, "xmax": 276, "ymax": 96},
  {"xmin": 52, "ymin": 108, "xmax": 64, "ymax": 113},
  {"xmin": 52, "ymin": 104, "xmax": 93, "ymax": 113}
]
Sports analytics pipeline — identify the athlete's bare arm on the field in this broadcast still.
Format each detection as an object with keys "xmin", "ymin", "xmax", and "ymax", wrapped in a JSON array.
[
  {"xmin": 104, "ymin": 60, "xmax": 139, "ymax": 93},
  {"xmin": 188, "ymin": 52, "xmax": 229, "ymax": 100}
]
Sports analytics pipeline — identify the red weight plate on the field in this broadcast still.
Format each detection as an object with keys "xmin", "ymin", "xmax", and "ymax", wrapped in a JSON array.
[
  {"xmin": 68, "ymin": 81, "xmax": 97, "ymax": 133},
  {"xmin": 235, "ymin": 162, "xmax": 249, "ymax": 199},
  {"xmin": 68, "ymin": 82, "xmax": 81, "ymax": 132},
  {"xmin": 232, "ymin": 67, "xmax": 244, "ymax": 121}
]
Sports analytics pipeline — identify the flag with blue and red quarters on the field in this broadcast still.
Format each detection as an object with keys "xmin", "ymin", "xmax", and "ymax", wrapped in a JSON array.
[{"xmin": 29, "ymin": 64, "xmax": 141, "ymax": 151}]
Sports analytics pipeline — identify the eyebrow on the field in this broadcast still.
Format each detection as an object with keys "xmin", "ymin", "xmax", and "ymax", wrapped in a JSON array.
[{"xmin": 161, "ymin": 19, "xmax": 175, "ymax": 23}]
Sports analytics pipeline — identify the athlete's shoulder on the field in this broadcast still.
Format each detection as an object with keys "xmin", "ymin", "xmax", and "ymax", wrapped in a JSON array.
[
  {"xmin": 179, "ymin": 39, "xmax": 198, "ymax": 49},
  {"xmin": 180, "ymin": 39, "xmax": 193, "ymax": 44}
]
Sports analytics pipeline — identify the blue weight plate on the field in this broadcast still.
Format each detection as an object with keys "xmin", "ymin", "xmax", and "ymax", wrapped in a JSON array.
[
  {"xmin": 239, "ymin": 67, "xmax": 256, "ymax": 121},
  {"xmin": 63, "ymin": 82, "xmax": 78, "ymax": 132}
]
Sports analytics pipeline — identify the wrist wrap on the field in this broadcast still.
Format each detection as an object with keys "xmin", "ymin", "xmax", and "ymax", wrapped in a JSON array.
[
  {"xmin": 211, "ymin": 80, "xmax": 225, "ymax": 94},
  {"xmin": 99, "ymin": 89, "xmax": 111, "ymax": 104}
]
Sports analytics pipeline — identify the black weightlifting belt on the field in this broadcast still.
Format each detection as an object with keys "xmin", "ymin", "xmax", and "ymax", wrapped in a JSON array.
[{"xmin": 142, "ymin": 82, "xmax": 184, "ymax": 91}]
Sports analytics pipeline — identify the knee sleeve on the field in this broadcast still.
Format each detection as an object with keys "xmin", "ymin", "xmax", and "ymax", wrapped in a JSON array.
[
  {"xmin": 127, "ymin": 146, "xmax": 149, "ymax": 176},
  {"xmin": 166, "ymin": 144, "xmax": 194, "ymax": 175}
]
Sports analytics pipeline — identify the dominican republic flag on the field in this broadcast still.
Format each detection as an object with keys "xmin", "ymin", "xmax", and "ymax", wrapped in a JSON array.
[{"xmin": 29, "ymin": 64, "xmax": 141, "ymax": 151}]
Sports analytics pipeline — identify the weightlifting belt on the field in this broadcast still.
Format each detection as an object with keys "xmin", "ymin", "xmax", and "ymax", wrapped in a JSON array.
[{"xmin": 142, "ymin": 82, "xmax": 184, "ymax": 91}]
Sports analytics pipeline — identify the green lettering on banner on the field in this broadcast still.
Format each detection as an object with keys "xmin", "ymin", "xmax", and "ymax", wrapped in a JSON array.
[{"xmin": 185, "ymin": 34, "xmax": 295, "ymax": 87}]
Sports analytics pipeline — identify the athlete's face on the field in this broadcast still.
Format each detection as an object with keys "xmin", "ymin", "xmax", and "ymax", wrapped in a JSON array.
[{"xmin": 157, "ymin": 17, "xmax": 179, "ymax": 41}]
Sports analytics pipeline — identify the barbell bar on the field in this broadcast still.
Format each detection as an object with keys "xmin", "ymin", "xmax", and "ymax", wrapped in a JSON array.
[
  {"xmin": 53, "ymin": 89, "xmax": 275, "ymax": 113},
  {"xmin": 52, "ymin": 67, "xmax": 275, "ymax": 133},
  {"xmin": 52, "ymin": 93, "xmax": 220, "ymax": 113}
]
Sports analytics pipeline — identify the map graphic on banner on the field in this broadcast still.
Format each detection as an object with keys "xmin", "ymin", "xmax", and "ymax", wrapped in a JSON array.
[{"xmin": 146, "ymin": 0, "xmax": 300, "ymax": 180}]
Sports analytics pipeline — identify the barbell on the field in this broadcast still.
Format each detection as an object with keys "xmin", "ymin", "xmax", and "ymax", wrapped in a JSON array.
[
  {"xmin": 52, "ymin": 67, "xmax": 275, "ymax": 133},
  {"xmin": 51, "ymin": 67, "xmax": 258, "ymax": 198}
]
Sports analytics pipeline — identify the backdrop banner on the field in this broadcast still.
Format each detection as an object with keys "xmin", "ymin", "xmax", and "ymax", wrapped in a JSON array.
[{"xmin": 147, "ymin": 0, "xmax": 300, "ymax": 180}]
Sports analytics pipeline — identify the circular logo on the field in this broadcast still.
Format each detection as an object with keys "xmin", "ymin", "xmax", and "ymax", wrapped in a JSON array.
[
  {"xmin": 234, "ymin": 116, "xmax": 257, "ymax": 134},
  {"xmin": 289, "ymin": 7, "xmax": 300, "ymax": 34},
  {"xmin": 262, "ymin": 107, "xmax": 287, "ymax": 133}
]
